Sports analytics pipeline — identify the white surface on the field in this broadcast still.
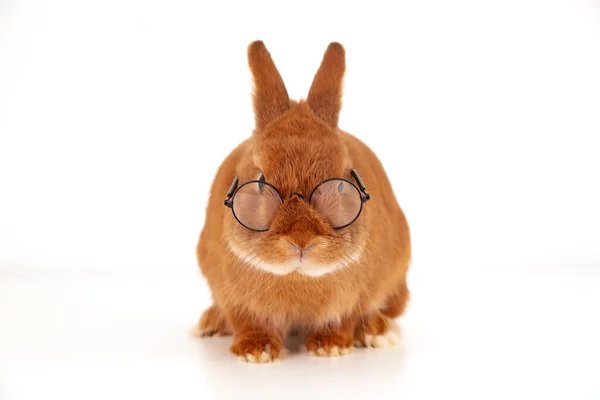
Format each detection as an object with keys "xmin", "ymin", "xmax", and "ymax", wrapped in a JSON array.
[{"xmin": 1, "ymin": 267, "xmax": 600, "ymax": 399}]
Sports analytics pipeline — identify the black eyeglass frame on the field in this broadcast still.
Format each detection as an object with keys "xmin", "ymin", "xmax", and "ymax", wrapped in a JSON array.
[{"xmin": 223, "ymin": 169, "xmax": 371, "ymax": 232}]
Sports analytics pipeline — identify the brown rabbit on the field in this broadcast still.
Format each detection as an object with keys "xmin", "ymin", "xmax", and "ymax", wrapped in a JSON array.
[{"xmin": 195, "ymin": 41, "xmax": 411, "ymax": 363}]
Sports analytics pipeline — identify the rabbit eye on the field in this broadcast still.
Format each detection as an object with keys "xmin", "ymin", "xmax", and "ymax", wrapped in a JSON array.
[
  {"xmin": 309, "ymin": 179, "xmax": 362, "ymax": 229},
  {"xmin": 258, "ymin": 174, "xmax": 266, "ymax": 194}
]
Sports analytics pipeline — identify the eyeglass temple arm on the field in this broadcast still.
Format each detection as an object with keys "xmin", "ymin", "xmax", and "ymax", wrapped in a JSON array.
[
  {"xmin": 350, "ymin": 169, "xmax": 371, "ymax": 202},
  {"xmin": 224, "ymin": 176, "xmax": 239, "ymax": 208}
]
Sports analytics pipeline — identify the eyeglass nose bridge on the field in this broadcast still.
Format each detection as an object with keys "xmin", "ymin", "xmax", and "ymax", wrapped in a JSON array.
[{"xmin": 287, "ymin": 192, "xmax": 306, "ymax": 202}]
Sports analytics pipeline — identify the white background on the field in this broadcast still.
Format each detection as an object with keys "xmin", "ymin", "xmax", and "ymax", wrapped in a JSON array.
[{"xmin": 1, "ymin": 0, "xmax": 600, "ymax": 399}]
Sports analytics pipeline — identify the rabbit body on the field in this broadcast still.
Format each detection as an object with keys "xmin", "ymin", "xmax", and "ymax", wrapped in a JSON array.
[{"xmin": 195, "ymin": 42, "xmax": 410, "ymax": 362}]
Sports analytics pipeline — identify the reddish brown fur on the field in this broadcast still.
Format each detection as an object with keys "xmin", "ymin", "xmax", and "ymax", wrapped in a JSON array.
[
  {"xmin": 307, "ymin": 43, "xmax": 345, "ymax": 128},
  {"xmin": 196, "ymin": 41, "xmax": 411, "ymax": 361},
  {"xmin": 354, "ymin": 314, "xmax": 392, "ymax": 347},
  {"xmin": 196, "ymin": 305, "xmax": 231, "ymax": 337}
]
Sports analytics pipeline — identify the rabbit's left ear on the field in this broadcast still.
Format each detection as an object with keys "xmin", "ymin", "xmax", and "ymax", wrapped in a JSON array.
[
  {"xmin": 307, "ymin": 42, "xmax": 346, "ymax": 129},
  {"xmin": 247, "ymin": 41, "xmax": 290, "ymax": 131}
]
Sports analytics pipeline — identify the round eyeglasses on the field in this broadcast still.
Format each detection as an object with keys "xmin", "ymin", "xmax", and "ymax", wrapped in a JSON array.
[{"xmin": 224, "ymin": 169, "xmax": 371, "ymax": 232}]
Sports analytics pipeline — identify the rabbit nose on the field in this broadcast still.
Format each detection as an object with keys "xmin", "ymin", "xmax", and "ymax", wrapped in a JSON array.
[{"xmin": 287, "ymin": 240, "xmax": 316, "ymax": 253}]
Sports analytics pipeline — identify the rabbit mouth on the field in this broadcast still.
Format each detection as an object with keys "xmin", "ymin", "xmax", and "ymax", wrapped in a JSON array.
[
  {"xmin": 253, "ymin": 259, "xmax": 345, "ymax": 278},
  {"xmin": 228, "ymin": 241, "xmax": 360, "ymax": 277}
]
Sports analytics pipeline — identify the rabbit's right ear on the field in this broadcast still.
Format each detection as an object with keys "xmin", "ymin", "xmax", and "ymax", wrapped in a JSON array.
[
  {"xmin": 247, "ymin": 41, "xmax": 290, "ymax": 131},
  {"xmin": 307, "ymin": 42, "xmax": 346, "ymax": 129}
]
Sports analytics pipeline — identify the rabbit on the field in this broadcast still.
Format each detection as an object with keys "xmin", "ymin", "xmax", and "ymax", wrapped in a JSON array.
[{"xmin": 195, "ymin": 41, "xmax": 411, "ymax": 363}]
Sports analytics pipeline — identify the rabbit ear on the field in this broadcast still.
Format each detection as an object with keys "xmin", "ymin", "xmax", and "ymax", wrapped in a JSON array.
[
  {"xmin": 307, "ymin": 42, "xmax": 346, "ymax": 129},
  {"xmin": 247, "ymin": 41, "xmax": 290, "ymax": 131}
]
